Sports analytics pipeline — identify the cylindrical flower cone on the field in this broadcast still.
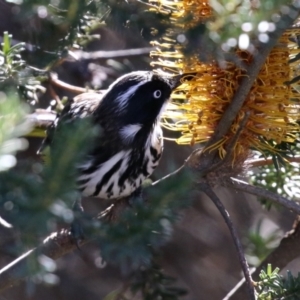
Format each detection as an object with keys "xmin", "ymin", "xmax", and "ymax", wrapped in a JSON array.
[{"xmin": 150, "ymin": 0, "xmax": 300, "ymax": 167}]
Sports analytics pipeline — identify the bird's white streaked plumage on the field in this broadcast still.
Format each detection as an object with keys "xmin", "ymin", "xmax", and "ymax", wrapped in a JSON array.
[
  {"xmin": 119, "ymin": 124, "xmax": 142, "ymax": 144},
  {"xmin": 42, "ymin": 71, "xmax": 185, "ymax": 200},
  {"xmin": 78, "ymin": 124, "xmax": 163, "ymax": 199}
]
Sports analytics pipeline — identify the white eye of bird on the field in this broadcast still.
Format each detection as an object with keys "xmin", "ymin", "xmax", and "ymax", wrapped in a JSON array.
[{"xmin": 153, "ymin": 90, "xmax": 162, "ymax": 99}]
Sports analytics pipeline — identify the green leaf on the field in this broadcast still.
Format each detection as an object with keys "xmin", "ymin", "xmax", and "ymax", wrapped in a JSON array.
[{"xmin": 2, "ymin": 32, "xmax": 11, "ymax": 57}]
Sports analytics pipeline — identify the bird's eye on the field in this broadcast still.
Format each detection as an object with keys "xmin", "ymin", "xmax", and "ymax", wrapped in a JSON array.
[{"xmin": 153, "ymin": 90, "xmax": 162, "ymax": 99}]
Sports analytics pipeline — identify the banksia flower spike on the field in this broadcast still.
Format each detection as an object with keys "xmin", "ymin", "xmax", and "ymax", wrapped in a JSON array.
[{"xmin": 150, "ymin": 0, "xmax": 300, "ymax": 168}]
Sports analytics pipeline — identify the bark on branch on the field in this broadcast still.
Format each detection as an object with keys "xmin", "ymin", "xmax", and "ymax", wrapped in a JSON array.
[
  {"xmin": 225, "ymin": 216, "xmax": 300, "ymax": 300},
  {"xmin": 0, "ymin": 229, "xmax": 82, "ymax": 292}
]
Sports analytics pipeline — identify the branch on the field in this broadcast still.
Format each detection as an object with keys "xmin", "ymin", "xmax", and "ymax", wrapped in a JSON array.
[
  {"xmin": 199, "ymin": 182, "xmax": 256, "ymax": 300},
  {"xmin": 229, "ymin": 178, "xmax": 300, "ymax": 215},
  {"xmin": 48, "ymin": 84, "xmax": 64, "ymax": 110},
  {"xmin": 49, "ymin": 73, "xmax": 100, "ymax": 94},
  {"xmin": 0, "ymin": 35, "xmax": 153, "ymax": 60},
  {"xmin": 0, "ymin": 203, "xmax": 116, "ymax": 293},
  {"xmin": 247, "ymin": 156, "xmax": 300, "ymax": 168},
  {"xmin": 0, "ymin": 229, "xmax": 81, "ymax": 292},
  {"xmin": 48, "ymin": 48, "xmax": 153, "ymax": 94},
  {"xmin": 152, "ymin": 148, "xmax": 200, "ymax": 186},
  {"xmin": 71, "ymin": 47, "xmax": 153, "ymax": 61},
  {"xmin": 225, "ymin": 216, "xmax": 300, "ymax": 300}
]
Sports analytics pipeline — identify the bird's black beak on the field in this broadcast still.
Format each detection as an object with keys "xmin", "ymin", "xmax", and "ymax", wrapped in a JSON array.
[{"xmin": 168, "ymin": 73, "xmax": 196, "ymax": 90}]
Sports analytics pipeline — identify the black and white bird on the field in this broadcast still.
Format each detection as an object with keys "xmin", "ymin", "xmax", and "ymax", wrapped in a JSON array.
[{"xmin": 40, "ymin": 71, "xmax": 187, "ymax": 200}]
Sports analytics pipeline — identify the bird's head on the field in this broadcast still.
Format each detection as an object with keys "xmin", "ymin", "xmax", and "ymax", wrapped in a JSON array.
[
  {"xmin": 96, "ymin": 71, "xmax": 192, "ymax": 144},
  {"xmin": 100, "ymin": 71, "xmax": 186, "ymax": 121}
]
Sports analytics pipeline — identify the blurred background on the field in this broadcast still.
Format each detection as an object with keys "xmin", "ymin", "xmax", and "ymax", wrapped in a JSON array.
[{"xmin": 0, "ymin": 0, "xmax": 299, "ymax": 299}]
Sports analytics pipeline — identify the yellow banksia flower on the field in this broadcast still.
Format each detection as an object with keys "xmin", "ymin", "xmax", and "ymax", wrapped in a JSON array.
[{"xmin": 150, "ymin": 0, "xmax": 300, "ymax": 164}]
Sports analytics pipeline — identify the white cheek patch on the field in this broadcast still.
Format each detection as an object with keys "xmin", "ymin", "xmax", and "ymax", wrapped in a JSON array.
[{"xmin": 120, "ymin": 124, "xmax": 142, "ymax": 143}]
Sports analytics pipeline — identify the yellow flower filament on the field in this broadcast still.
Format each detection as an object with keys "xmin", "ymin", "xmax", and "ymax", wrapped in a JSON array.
[{"xmin": 150, "ymin": 0, "xmax": 300, "ymax": 163}]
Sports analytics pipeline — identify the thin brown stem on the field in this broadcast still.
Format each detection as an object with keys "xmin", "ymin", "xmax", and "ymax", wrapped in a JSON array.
[
  {"xmin": 71, "ymin": 47, "xmax": 153, "ymax": 61},
  {"xmin": 152, "ymin": 164, "xmax": 185, "ymax": 186},
  {"xmin": 229, "ymin": 178, "xmax": 300, "ymax": 215},
  {"xmin": 247, "ymin": 156, "xmax": 300, "ymax": 168},
  {"xmin": 0, "ymin": 203, "xmax": 118, "ymax": 293},
  {"xmin": 199, "ymin": 182, "xmax": 256, "ymax": 300},
  {"xmin": 0, "ymin": 229, "xmax": 83, "ymax": 293},
  {"xmin": 152, "ymin": 148, "xmax": 200, "ymax": 186},
  {"xmin": 225, "ymin": 216, "xmax": 300, "ymax": 300},
  {"xmin": 48, "ymin": 84, "xmax": 64, "ymax": 110},
  {"xmin": 49, "ymin": 73, "xmax": 98, "ymax": 94}
]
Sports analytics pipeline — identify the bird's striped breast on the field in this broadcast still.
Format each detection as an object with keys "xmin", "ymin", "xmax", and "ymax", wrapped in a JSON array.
[{"xmin": 77, "ymin": 124, "xmax": 163, "ymax": 199}]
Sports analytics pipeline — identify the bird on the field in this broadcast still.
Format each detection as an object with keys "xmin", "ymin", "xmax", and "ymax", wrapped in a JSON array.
[{"xmin": 39, "ymin": 71, "xmax": 188, "ymax": 200}]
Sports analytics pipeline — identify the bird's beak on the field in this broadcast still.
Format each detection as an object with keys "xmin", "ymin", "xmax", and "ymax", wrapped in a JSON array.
[{"xmin": 168, "ymin": 73, "xmax": 196, "ymax": 90}]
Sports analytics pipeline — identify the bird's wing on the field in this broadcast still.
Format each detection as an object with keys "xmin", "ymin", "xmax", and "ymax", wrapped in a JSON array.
[
  {"xmin": 62, "ymin": 92, "xmax": 104, "ymax": 120},
  {"xmin": 38, "ymin": 92, "xmax": 104, "ymax": 154}
]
